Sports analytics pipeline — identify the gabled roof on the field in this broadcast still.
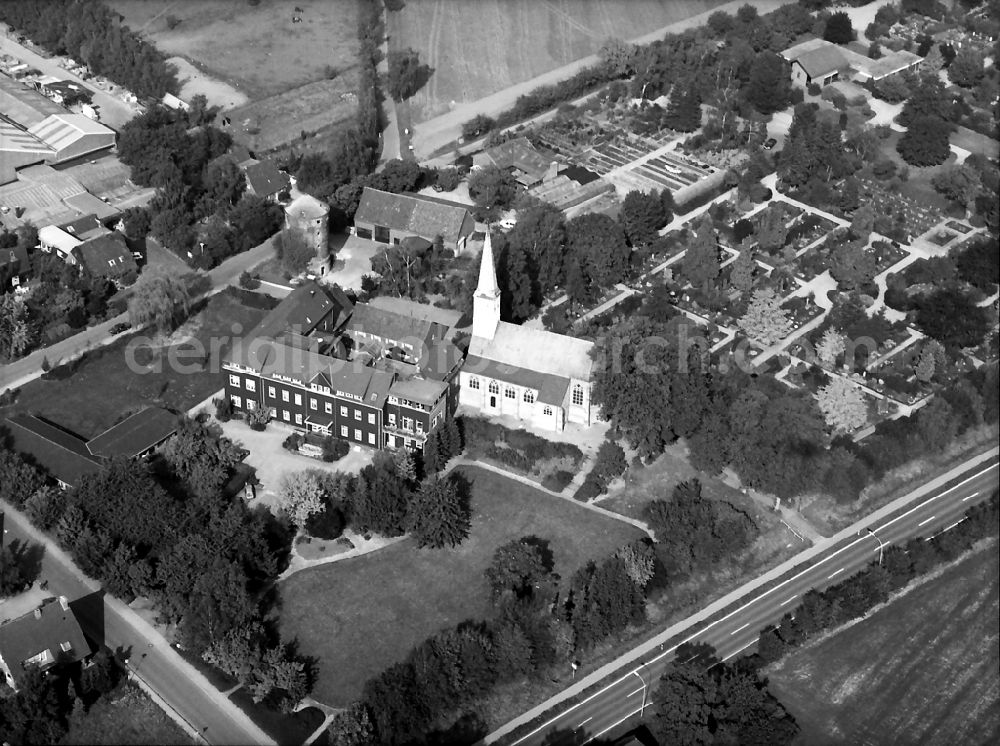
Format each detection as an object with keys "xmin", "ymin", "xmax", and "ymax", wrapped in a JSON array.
[
  {"xmin": 794, "ymin": 46, "xmax": 848, "ymax": 78},
  {"xmin": 367, "ymin": 296, "xmax": 465, "ymax": 334},
  {"xmin": 244, "ymin": 159, "xmax": 289, "ymax": 197},
  {"xmin": 58, "ymin": 213, "xmax": 106, "ymax": 241},
  {"xmin": 86, "ymin": 407, "xmax": 178, "ymax": 459},
  {"xmin": 0, "ymin": 120, "xmax": 55, "ymax": 156},
  {"xmin": 1, "ymin": 243, "xmax": 29, "ymax": 272},
  {"xmin": 388, "ymin": 376, "xmax": 448, "ymax": 406},
  {"xmin": 75, "ymin": 232, "xmax": 136, "ymax": 278},
  {"xmin": 485, "ymin": 136, "xmax": 553, "ymax": 185},
  {"xmin": 464, "ymin": 354, "xmax": 570, "ymax": 406},
  {"xmin": 37, "ymin": 224, "xmax": 82, "ymax": 255},
  {"xmin": 0, "ymin": 597, "xmax": 91, "ymax": 686},
  {"xmin": 4, "ymin": 414, "xmax": 101, "ymax": 487},
  {"xmin": 354, "ymin": 187, "xmax": 473, "ymax": 244},
  {"xmin": 0, "ymin": 73, "xmax": 65, "ymax": 128},
  {"xmin": 469, "ymin": 321, "xmax": 595, "ymax": 383},
  {"xmin": 346, "ymin": 303, "xmax": 447, "ymax": 347},
  {"xmin": 62, "ymin": 191, "xmax": 120, "ymax": 221},
  {"xmin": 249, "ymin": 282, "xmax": 354, "ymax": 340},
  {"xmin": 28, "ymin": 114, "xmax": 115, "ymax": 153}
]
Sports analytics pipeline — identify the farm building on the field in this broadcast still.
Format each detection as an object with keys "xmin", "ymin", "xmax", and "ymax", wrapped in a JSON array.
[
  {"xmin": 782, "ymin": 38, "xmax": 922, "ymax": 87},
  {"xmin": 353, "ymin": 187, "xmax": 475, "ymax": 254},
  {"xmin": 482, "ymin": 136, "xmax": 558, "ymax": 188},
  {"xmin": 28, "ymin": 114, "xmax": 115, "ymax": 163},
  {"xmin": 0, "ymin": 119, "xmax": 55, "ymax": 184},
  {"xmin": 0, "ymin": 72, "xmax": 65, "ymax": 128}
]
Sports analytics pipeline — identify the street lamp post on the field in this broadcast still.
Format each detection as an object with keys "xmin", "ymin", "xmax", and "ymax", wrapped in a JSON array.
[
  {"xmin": 632, "ymin": 665, "xmax": 649, "ymax": 718},
  {"xmin": 865, "ymin": 527, "xmax": 886, "ymax": 565}
]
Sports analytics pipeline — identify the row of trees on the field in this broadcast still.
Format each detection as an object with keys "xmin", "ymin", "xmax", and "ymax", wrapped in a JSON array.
[
  {"xmin": 0, "ymin": 417, "xmax": 310, "ymax": 713},
  {"xmin": 756, "ymin": 490, "xmax": 999, "ymax": 666},
  {"xmin": 0, "ymin": 0, "xmax": 179, "ymax": 98}
]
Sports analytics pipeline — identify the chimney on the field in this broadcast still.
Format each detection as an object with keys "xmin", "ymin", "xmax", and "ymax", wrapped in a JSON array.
[
  {"xmin": 34, "ymin": 608, "xmax": 42, "ymax": 620},
  {"xmin": 59, "ymin": 596, "xmax": 70, "ymax": 611}
]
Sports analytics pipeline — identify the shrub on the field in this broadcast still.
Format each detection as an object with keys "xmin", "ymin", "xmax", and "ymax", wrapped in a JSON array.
[
  {"xmin": 247, "ymin": 407, "xmax": 270, "ymax": 431},
  {"xmin": 214, "ymin": 397, "xmax": 234, "ymax": 422},
  {"xmin": 239, "ymin": 271, "xmax": 261, "ymax": 290},
  {"xmin": 283, "ymin": 433, "xmax": 303, "ymax": 451},
  {"xmin": 305, "ymin": 504, "xmax": 345, "ymax": 539},
  {"xmin": 807, "ymin": 83, "xmax": 821, "ymax": 96},
  {"xmin": 541, "ymin": 470, "xmax": 575, "ymax": 492},
  {"xmin": 322, "ymin": 437, "xmax": 351, "ymax": 462},
  {"xmin": 573, "ymin": 478, "xmax": 602, "ymax": 502}
]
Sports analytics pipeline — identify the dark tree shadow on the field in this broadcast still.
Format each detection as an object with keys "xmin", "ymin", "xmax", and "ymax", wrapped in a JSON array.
[
  {"xmin": 422, "ymin": 709, "xmax": 487, "ymax": 745},
  {"xmin": 6, "ymin": 538, "xmax": 46, "ymax": 586},
  {"xmin": 522, "ymin": 535, "xmax": 555, "ymax": 574}
]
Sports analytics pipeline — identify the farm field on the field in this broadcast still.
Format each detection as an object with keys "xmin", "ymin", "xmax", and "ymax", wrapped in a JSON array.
[
  {"xmin": 768, "ymin": 542, "xmax": 1000, "ymax": 746},
  {"xmin": 1, "ymin": 291, "xmax": 269, "ymax": 439},
  {"xmin": 278, "ymin": 465, "xmax": 644, "ymax": 706},
  {"xmin": 108, "ymin": 0, "xmax": 359, "ymax": 101},
  {"xmin": 389, "ymin": 0, "xmax": 734, "ymax": 122}
]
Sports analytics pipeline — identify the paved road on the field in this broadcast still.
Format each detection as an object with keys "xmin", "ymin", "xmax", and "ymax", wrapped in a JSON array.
[
  {"xmin": 0, "ymin": 238, "xmax": 277, "ymax": 394},
  {"xmin": 0, "ymin": 500, "xmax": 273, "ymax": 745},
  {"xmin": 0, "ymin": 28, "xmax": 137, "ymax": 130},
  {"xmin": 494, "ymin": 458, "xmax": 999, "ymax": 746}
]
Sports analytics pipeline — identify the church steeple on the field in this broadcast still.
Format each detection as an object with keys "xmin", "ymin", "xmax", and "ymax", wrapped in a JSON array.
[{"xmin": 472, "ymin": 229, "xmax": 501, "ymax": 340}]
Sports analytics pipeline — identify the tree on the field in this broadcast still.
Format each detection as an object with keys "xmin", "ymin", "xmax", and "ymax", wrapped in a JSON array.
[
  {"xmin": 277, "ymin": 471, "xmax": 325, "ymax": 526},
  {"xmin": 816, "ymin": 327, "xmax": 846, "ymax": 366},
  {"xmin": 467, "ymin": 165, "xmax": 519, "ymax": 221},
  {"xmin": 274, "ymin": 228, "xmax": 315, "ymax": 276},
  {"xmin": 757, "ymin": 206, "xmax": 788, "ymax": 252},
  {"xmin": 565, "ymin": 212, "xmax": 630, "ymax": 288},
  {"xmin": 354, "ymin": 461, "xmax": 412, "ymax": 537},
  {"xmin": 500, "ymin": 241, "xmax": 535, "ymax": 323},
  {"xmin": 899, "ymin": 116, "xmax": 951, "ymax": 168},
  {"xmin": 824, "ymin": 11, "xmax": 855, "ymax": 44},
  {"xmin": 406, "ymin": 475, "xmax": 470, "ymax": 549},
  {"xmin": 915, "ymin": 344, "xmax": 937, "ymax": 383},
  {"xmin": 931, "ymin": 165, "xmax": 981, "ymax": 212},
  {"xmin": 615, "ymin": 541, "xmax": 655, "ymax": 590},
  {"xmin": 598, "ymin": 37, "xmax": 638, "ymax": 77},
  {"xmin": 387, "ymin": 48, "xmax": 432, "ymax": 101},
  {"xmin": 745, "ymin": 51, "xmax": 792, "ymax": 114},
  {"xmin": 0, "ymin": 292, "xmax": 33, "ymax": 359},
  {"xmin": 620, "ymin": 190, "xmax": 667, "ymax": 246},
  {"xmin": 664, "ymin": 81, "xmax": 702, "ymax": 132},
  {"xmin": 738, "ymin": 287, "xmax": 793, "ymax": 345},
  {"xmin": 914, "ymin": 288, "xmax": 991, "ymax": 348},
  {"xmin": 683, "ymin": 215, "xmax": 720, "ymax": 290},
  {"xmin": 462, "ymin": 114, "xmax": 495, "ymax": 140},
  {"xmin": 0, "ymin": 544, "xmax": 30, "ymax": 596},
  {"xmin": 127, "ymin": 270, "xmax": 191, "ymax": 332},
  {"xmin": 729, "ymin": 248, "xmax": 756, "ymax": 295},
  {"xmin": 485, "ymin": 538, "xmax": 549, "ymax": 602},
  {"xmin": 120, "ymin": 206, "xmax": 151, "ymax": 238},
  {"xmin": 0, "ymin": 666, "xmax": 70, "ymax": 745},
  {"xmin": 328, "ymin": 703, "xmax": 377, "ymax": 746},
  {"xmin": 816, "ymin": 376, "xmax": 868, "ymax": 433},
  {"xmin": 948, "ymin": 47, "xmax": 985, "ymax": 88}
]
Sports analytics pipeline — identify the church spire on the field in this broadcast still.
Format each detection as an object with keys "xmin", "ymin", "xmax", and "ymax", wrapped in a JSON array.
[{"xmin": 472, "ymin": 228, "xmax": 501, "ymax": 340}]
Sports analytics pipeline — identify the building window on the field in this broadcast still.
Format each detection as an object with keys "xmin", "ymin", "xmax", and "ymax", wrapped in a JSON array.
[
  {"xmin": 523, "ymin": 391, "xmax": 535, "ymax": 403},
  {"xmin": 341, "ymin": 425, "xmax": 348, "ymax": 438},
  {"xmin": 402, "ymin": 416, "xmax": 413, "ymax": 431},
  {"xmin": 268, "ymin": 386, "xmax": 276, "ymax": 398},
  {"xmin": 368, "ymin": 432, "xmax": 376, "ymax": 445},
  {"xmin": 416, "ymin": 421, "xmax": 424, "ymax": 434},
  {"xmin": 354, "ymin": 410, "xmax": 362, "ymax": 421},
  {"xmin": 282, "ymin": 390, "xmax": 290, "ymax": 402},
  {"xmin": 432, "ymin": 414, "xmax": 439, "ymax": 429},
  {"xmin": 340, "ymin": 406, "xmax": 348, "ymax": 417},
  {"xmin": 295, "ymin": 413, "xmax": 303, "ymax": 425},
  {"xmin": 543, "ymin": 406, "xmax": 553, "ymax": 416},
  {"xmin": 245, "ymin": 379, "xmax": 256, "ymax": 392},
  {"xmin": 469, "ymin": 377, "xmax": 480, "ymax": 390},
  {"xmin": 505, "ymin": 387, "xmax": 516, "ymax": 399},
  {"xmin": 282, "ymin": 410, "xmax": 290, "ymax": 421},
  {"xmin": 368, "ymin": 413, "xmax": 376, "ymax": 425},
  {"xmin": 232, "ymin": 395, "xmax": 242, "ymax": 408},
  {"xmin": 388, "ymin": 413, "xmax": 397, "ymax": 427},
  {"xmin": 294, "ymin": 393, "xmax": 302, "ymax": 406},
  {"xmin": 229, "ymin": 374, "xmax": 240, "ymax": 387},
  {"xmin": 325, "ymin": 402, "xmax": 333, "ymax": 414},
  {"xmin": 269, "ymin": 407, "xmax": 278, "ymax": 418},
  {"xmin": 246, "ymin": 400, "xmax": 256, "ymax": 411},
  {"xmin": 488, "ymin": 381, "xmax": 499, "ymax": 394},
  {"xmin": 310, "ymin": 398, "xmax": 318, "ymax": 410},
  {"xmin": 354, "ymin": 429, "xmax": 362, "ymax": 441},
  {"xmin": 572, "ymin": 385, "xmax": 584, "ymax": 406}
]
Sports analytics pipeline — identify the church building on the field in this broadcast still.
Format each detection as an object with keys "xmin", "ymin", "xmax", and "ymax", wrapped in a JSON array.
[{"xmin": 459, "ymin": 232, "xmax": 595, "ymax": 431}]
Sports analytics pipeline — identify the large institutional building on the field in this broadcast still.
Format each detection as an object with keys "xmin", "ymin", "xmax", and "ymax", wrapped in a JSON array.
[{"xmin": 459, "ymin": 233, "xmax": 595, "ymax": 431}]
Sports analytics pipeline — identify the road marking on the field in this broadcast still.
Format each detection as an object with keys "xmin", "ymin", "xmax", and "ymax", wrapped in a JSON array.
[
  {"xmin": 827, "ymin": 567, "xmax": 845, "ymax": 579},
  {"xmin": 917, "ymin": 516, "xmax": 936, "ymax": 527},
  {"xmin": 780, "ymin": 595, "xmax": 798, "ymax": 606},
  {"xmin": 962, "ymin": 491, "xmax": 980, "ymax": 502},
  {"xmin": 944, "ymin": 518, "xmax": 966, "ymax": 532},
  {"xmin": 627, "ymin": 685, "xmax": 644, "ymax": 698},
  {"xmin": 730, "ymin": 623, "xmax": 750, "ymax": 635},
  {"xmin": 577, "ymin": 717, "xmax": 592, "ymax": 729},
  {"xmin": 505, "ymin": 461, "xmax": 998, "ymax": 746},
  {"xmin": 722, "ymin": 638, "xmax": 758, "ymax": 661}
]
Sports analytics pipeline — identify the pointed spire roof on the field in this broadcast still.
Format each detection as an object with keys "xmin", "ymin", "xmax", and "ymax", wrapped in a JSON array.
[{"xmin": 476, "ymin": 229, "xmax": 500, "ymax": 299}]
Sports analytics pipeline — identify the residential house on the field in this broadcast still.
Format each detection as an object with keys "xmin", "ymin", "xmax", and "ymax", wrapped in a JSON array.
[
  {"xmin": 0, "ymin": 597, "xmax": 92, "ymax": 690},
  {"xmin": 482, "ymin": 136, "xmax": 559, "ymax": 188},
  {"xmin": 782, "ymin": 38, "xmax": 921, "ymax": 87},
  {"xmin": 0, "ymin": 241, "xmax": 30, "ymax": 289},
  {"xmin": 73, "ymin": 231, "xmax": 137, "ymax": 281},
  {"xmin": 243, "ymin": 159, "xmax": 290, "ymax": 202},
  {"xmin": 353, "ymin": 187, "xmax": 475, "ymax": 254}
]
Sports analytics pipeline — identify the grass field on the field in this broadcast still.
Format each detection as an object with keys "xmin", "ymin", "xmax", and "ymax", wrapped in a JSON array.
[
  {"xmin": 278, "ymin": 465, "xmax": 644, "ymax": 706},
  {"xmin": 768, "ymin": 542, "xmax": 1000, "ymax": 746},
  {"xmin": 109, "ymin": 0, "xmax": 359, "ymax": 101},
  {"xmin": 388, "ymin": 0, "xmax": 730, "ymax": 122},
  {"xmin": 1, "ymin": 292, "xmax": 268, "ymax": 439},
  {"xmin": 61, "ymin": 684, "xmax": 192, "ymax": 745}
]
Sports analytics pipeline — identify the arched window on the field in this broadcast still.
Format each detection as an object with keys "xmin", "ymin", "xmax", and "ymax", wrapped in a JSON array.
[
  {"xmin": 469, "ymin": 377, "xmax": 480, "ymax": 390},
  {"xmin": 523, "ymin": 391, "xmax": 535, "ymax": 403},
  {"xmin": 488, "ymin": 381, "xmax": 500, "ymax": 394},
  {"xmin": 505, "ymin": 387, "xmax": 516, "ymax": 399},
  {"xmin": 572, "ymin": 385, "xmax": 584, "ymax": 406}
]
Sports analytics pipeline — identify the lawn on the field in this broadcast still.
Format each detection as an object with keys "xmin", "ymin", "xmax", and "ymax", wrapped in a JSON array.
[
  {"xmin": 108, "ymin": 0, "xmax": 359, "ymax": 101},
  {"xmin": 1, "ymin": 291, "xmax": 269, "ymax": 439},
  {"xmin": 277, "ymin": 465, "xmax": 644, "ymax": 706},
  {"xmin": 768, "ymin": 542, "xmax": 1000, "ymax": 746},
  {"xmin": 388, "ymin": 0, "xmax": 733, "ymax": 123},
  {"xmin": 61, "ymin": 684, "xmax": 193, "ymax": 745}
]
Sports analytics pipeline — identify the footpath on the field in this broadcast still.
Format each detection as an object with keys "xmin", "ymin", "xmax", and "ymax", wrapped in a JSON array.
[{"xmin": 482, "ymin": 446, "xmax": 999, "ymax": 744}]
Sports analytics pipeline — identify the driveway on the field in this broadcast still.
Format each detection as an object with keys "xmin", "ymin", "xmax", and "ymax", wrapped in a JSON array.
[{"xmin": 328, "ymin": 235, "xmax": 380, "ymax": 291}]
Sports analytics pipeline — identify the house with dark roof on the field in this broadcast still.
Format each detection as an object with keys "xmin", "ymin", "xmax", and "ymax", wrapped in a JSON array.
[
  {"xmin": 4, "ymin": 414, "xmax": 102, "ymax": 489},
  {"xmin": 73, "ymin": 231, "xmax": 137, "ymax": 281},
  {"xmin": 243, "ymin": 159, "xmax": 290, "ymax": 201},
  {"xmin": 483, "ymin": 136, "xmax": 559, "ymax": 188},
  {"xmin": 1, "ymin": 241, "xmax": 30, "ymax": 289},
  {"xmin": 223, "ymin": 282, "xmax": 463, "ymax": 451},
  {"xmin": 353, "ymin": 187, "xmax": 475, "ymax": 254},
  {"xmin": 0, "ymin": 596, "xmax": 92, "ymax": 689},
  {"xmin": 85, "ymin": 407, "xmax": 179, "ymax": 459}
]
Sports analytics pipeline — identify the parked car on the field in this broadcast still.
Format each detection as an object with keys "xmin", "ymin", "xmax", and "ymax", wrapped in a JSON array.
[
  {"xmin": 109, "ymin": 322, "xmax": 131, "ymax": 335},
  {"xmin": 763, "ymin": 138, "xmax": 777, "ymax": 150}
]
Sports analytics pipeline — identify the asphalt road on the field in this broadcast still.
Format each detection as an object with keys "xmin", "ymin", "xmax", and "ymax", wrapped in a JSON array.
[
  {"xmin": 0, "ymin": 502, "xmax": 273, "ymax": 745},
  {"xmin": 508, "ymin": 461, "xmax": 999, "ymax": 746}
]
